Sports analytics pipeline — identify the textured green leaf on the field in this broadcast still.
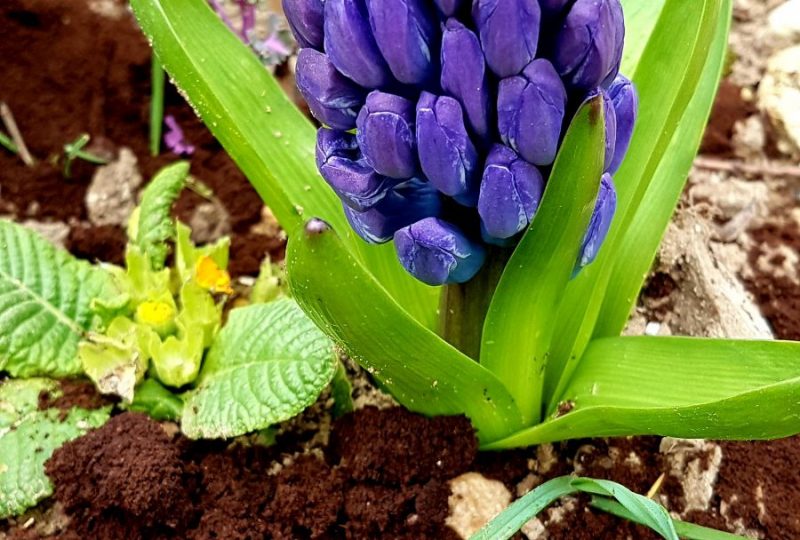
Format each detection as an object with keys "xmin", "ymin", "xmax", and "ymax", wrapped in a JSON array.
[
  {"xmin": 0, "ymin": 220, "xmax": 116, "ymax": 377},
  {"xmin": 287, "ymin": 222, "xmax": 523, "ymax": 443},
  {"xmin": 0, "ymin": 379, "xmax": 110, "ymax": 518},
  {"xmin": 128, "ymin": 378, "xmax": 183, "ymax": 422},
  {"xmin": 480, "ymin": 97, "xmax": 606, "ymax": 425},
  {"xmin": 619, "ymin": 0, "xmax": 667, "ymax": 74},
  {"xmin": 543, "ymin": 0, "xmax": 727, "ymax": 408},
  {"xmin": 182, "ymin": 299, "xmax": 336, "ymax": 438},
  {"xmin": 129, "ymin": 0, "xmax": 438, "ymax": 329},
  {"xmin": 471, "ymin": 476, "xmax": 677, "ymax": 540},
  {"xmin": 486, "ymin": 337, "xmax": 800, "ymax": 449},
  {"xmin": 135, "ymin": 161, "xmax": 189, "ymax": 270}
]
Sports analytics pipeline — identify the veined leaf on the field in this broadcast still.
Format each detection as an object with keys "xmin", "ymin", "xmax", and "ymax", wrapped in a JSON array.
[
  {"xmin": 480, "ymin": 97, "xmax": 606, "ymax": 425},
  {"xmin": 544, "ymin": 0, "xmax": 727, "ymax": 409},
  {"xmin": 470, "ymin": 476, "xmax": 677, "ymax": 540},
  {"xmin": 619, "ymin": 0, "xmax": 668, "ymax": 74},
  {"xmin": 135, "ymin": 161, "xmax": 189, "ymax": 270},
  {"xmin": 287, "ymin": 221, "xmax": 523, "ymax": 443},
  {"xmin": 0, "ymin": 220, "xmax": 116, "ymax": 377},
  {"xmin": 128, "ymin": 378, "xmax": 183, "ymax": 422},
  {"xmin": 182, "ymin": 299, "xmax": 336, "ymax": 438},
  {"xmin": 0, "ymin": 379, "xmax": 110, "ymax": 518},
  {"xmin": 486, "ymin": 337, "xmax": 800, "ymax": 449},
  {"xmin": 129, "ymin": 0, "xmax": 439, "ymax": 329}
]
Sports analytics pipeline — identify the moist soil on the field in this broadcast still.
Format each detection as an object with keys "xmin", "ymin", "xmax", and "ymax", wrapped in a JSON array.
[{"xmin": 2, "ymin": 1, "xmax": 800, "ymax": 539}]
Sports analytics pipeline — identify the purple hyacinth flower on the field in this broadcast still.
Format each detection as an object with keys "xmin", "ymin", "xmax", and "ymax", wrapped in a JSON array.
[
  {"xmin": 344, "ymin": 179, "xmax": 441, "ymax": 243},
  {"xmin": 324, "ymin": 0, "xmax": 392, "ymax": 89},
  {"xmin": 394, "ymin": 217, "xmax": 486, "ymax": 285},
  {"xmin": 577, "ymin": 173, "xmax": 617, "ymax": 269},
  {"xmin": 282, "ymin": 0, "xmax": 324, "ymax": 50},
  {"xmin": 416, "ymin": 92, "xmax": 479, "ymax": 199},
  {"xmin": 607, "ymin": 74, "xmax": 638, "ymax": 174},
  {"xmin": 366, "ymin": 0, "xmax": 436, "ymax": 85},
  {"xmin": 356, "ymin": 91, "xmax": 417, "ymax": 179},
  {"xmin": 540, "ymin": 0, "xmax": 571, "ymax": 15},
  {"xmin": 478, "ymin": 144, "xmax": 545, "ymax": 239},
  {"xmin": 440, "ymin": 18, "xmax": 491, "ymax": 140},
  {"xmin": 296, "ymin": 48, "xmax": 365, "ymax": 130},
  {"xmin": 497, "ymin": 59, "xmax": 567, "ymax": 167},
  {"xmin": 554, "ymin": 0, "xmax": 625, "ymax": 92},
  {"xmin": 433, "ymin": 0, "xmax": 464, "ymax": 16},
  {"xmin": 472, "ymin": 0, "xmax": 541, "ymax": 78},
  {"xmin": 315, "ymin": 128, "xmax": 399, "ymax": 211}
]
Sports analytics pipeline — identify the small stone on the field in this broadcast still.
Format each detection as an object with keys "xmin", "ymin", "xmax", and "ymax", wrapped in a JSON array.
[
  {"xmin": 188, "ymin": 200, "xmax": 231, "ymax": 244},
  {"xmin": 19, "ymin": 220, "xmax": 70, "ymax": 248},
  {"xmin": 446, "ymin": 472, "xmax": 511, "ymax": 539},
  {"xmin": 85, "ymin": 148, "xmax": 142, "ymax": 227},
  {"xmin": 767, "ymin": 0, "xmax": 800, "ymax": 44},
  {"xmin": 758, "ymin": 45, "xmax": 800, "ymax": 158}
]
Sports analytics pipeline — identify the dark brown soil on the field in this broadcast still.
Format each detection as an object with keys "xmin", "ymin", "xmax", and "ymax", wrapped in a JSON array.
[
  {"xmin": 700, "ymin": 80, "xmax": 756, "ymax": 158},
  {"xmin": 0, "ymin": 0, "xmax": 284, "ymax": 276},
  {"xmin": 37, "ymin": 379, "xmax": 116, "ymax": 416}
]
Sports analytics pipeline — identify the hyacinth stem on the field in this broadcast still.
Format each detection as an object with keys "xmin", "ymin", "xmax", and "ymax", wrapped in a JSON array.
[{"xmin": 439, "ymin": 247, "xmax": 511, "ymax": 360}]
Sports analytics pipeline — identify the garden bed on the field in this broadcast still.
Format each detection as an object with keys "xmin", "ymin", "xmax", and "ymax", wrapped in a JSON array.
[{"xmin": 1, "ymin": 0, "xmax": 800, "ymax": 539}]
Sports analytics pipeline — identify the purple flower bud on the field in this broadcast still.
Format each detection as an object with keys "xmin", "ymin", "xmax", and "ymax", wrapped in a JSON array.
[
  {"xmin": 554, "ymin": 0, "xmax": 625, "ymax": 92},
  {"xmin": 163, "ymin": 115, "xmax": 195, "ymax": 156},
  {"xmin": 607, "ymin": 74, "xmax": 638, "ymax": 174},
  {"xmin": 472, "ymin": 0, "xmax": 541, "ymax": 78},
  {"xmin": 356, "ymin": 91, "xmax": 417, "ymax": 179},
  {"xmin": 282, "ymin": 0, "xmax": 325, "ymax": 50},
  {"xmin": 324, "ymin": 0, "xmax": 393, "ymax": 89},
  {"xmin": 577, "ymin": 173, "xmax": 617, "ymax": 269},
  {"xmin": 344, "ymin": 179, "xmax": 441, "ymax": 243},
  {"xmin": 416, "ymin": 92, "xmax": 479, "ymax": 199},
  {"xmin": 540, "ymin": 0, "xmax": 571, "ymax": 15},
  {"xmin": 296, "ymin": 48, "xmax": 366, "ymax": 130},
  {"xmin": 440, "ymin": 18, "xmax": 491, "ymax": 140},
  {"xmin": 497, "ymin": 59, "xmax": 567, "ymax": 167},
  {"xmin": 394, "ymin": 217, "xmax": 486, "ymax": 285},
  {"xmin": 366, "ymin": 0, "xmax": 437, "ymax": 85},
  {"xmin": 315, "ymin": 128, "xmax": 399, "ymax": 211},
  {"xmin": 433, "ymin": 0, "xmax": 464, "ymax": 16},
  {"xmin": 478, "ymin": 144, "xmax": 545, "ymax": 239}
]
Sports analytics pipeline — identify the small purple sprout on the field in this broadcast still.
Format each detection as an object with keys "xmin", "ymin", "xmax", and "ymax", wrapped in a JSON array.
[{"xmin": 163, "ymin": 115, "xmax": 195, "ymax": 156}]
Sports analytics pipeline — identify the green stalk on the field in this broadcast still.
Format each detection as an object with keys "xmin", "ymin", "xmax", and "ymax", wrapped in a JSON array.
[
  {"xmin": 439, "ymin": 247, "xmax": 510, "ymax": 361},
  {"xmin": 0, "ymin": 131, "xmax": 17, "ymax": 154},
  {"xmin": 150, "ymin": 54, "xmax": 166, "ymax": 156}
]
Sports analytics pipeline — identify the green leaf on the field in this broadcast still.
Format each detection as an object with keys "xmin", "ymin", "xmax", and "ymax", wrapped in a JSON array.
[
  {"xmin": 591, "ymin": 498, "xmax": 747, "ymax": 540},
  {"xmin": 0, "ymin": 379, "xmax": 110, "ymax": 518},
  {"xmin": 479, "ymin": 97, "xmax": 606, "ymax": 425},
  {"xmin": 0, "ymin": 220, "xmax": 116, "ymax": 377},
  {"xmin": 287, "ymin": 222, "xmax": 523, "ymax": 443},
  {"xmin": 135, "ymin": 161, "xmax": 189, "ymax": 270},
  {"xmin": 486, "ymin": 337, "xmax": 800, "ymax": 449},
  {"xmin": 128, "ymin": 378, "xmax": 183, "ymax": 422},
  {"xmin": 595, "ymin": 0, "xmax": 733, "ymax": 338},
  {"xmin": 543, "ymin": 0, "xmax": 728, "ymax": 408},
  {"xmin": 181, "ymin": 299, "xmax": 336, "ymax": 438},
  {"xmin": 619, "ymin": 0, "xmax": 668, "ymax": 74},
  {"xmin": 470, "ymin": 476, "xmax": 677, "ymax": 540},
  {"xmin": 330, "ymin": 361, "xmax": 354, "ymax": 419},
  {"xmin": 129, "ymin": 0, "xmax": 438, "ymax": 330}
]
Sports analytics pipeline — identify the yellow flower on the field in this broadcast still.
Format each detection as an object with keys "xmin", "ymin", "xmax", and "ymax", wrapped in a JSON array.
[
  {"xmin": 136, "ymin": 300, "xmax": 175, "ymax": 327},
  {"xmin": 195, "ymin": 256, "xmax": 234, "ymax": 295}
]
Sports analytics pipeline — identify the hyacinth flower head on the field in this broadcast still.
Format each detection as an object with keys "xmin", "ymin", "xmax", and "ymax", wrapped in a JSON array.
[{"xmin": 290, "ymin": 0, "xmax": 637, "ymax": 286}]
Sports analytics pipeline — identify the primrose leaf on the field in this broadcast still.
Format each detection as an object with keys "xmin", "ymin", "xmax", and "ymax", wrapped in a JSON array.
[
  {"xmin": 0, "ymin": 379, "xmax": 110, "ymax": 518},
  {"xmin": 0, "ymin": 220, "xmax": 116, "ymax": 377},
  {"xmin": 128, "ymin": 378, "xmax": 183, "ymax": 422},
  {"xmin": 487, "ymin": 337, "xmax": 800, "ymax": 449},
  {"xmin": 135, "ymin": 161, "xmax": 190, "ymax": 270},
  {"xmin": 181, "ymin": 299, "xmax": 336, "ymax": 438}
]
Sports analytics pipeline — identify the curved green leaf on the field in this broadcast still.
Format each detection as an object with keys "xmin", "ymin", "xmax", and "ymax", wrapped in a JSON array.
[
  {"xmin": 480, "ymin": 97, "xmax": 606, "ymax": 425},
  {"xmin": 129, "ymin": 0, "xmax": 438, "ymax": 329},
  {"xmin": 182, "ymin": 299, "xmax": 336, "ymax": 438},
  {"xmin": 486, "ymin": 337, "xmax": 800, "ymax": 449},
  {"xmin": 0, "ymin": 220, "xmax": 116, "ymax": 377},
  {"xmin": 128, "ymin": 378, "xmax": 184, "ymax": 422},
  {"xmin": 287, "ymin": 222, "xmax": 523, "ymax": 443},
  {"xmin": 135, "ymin": 161, "xmax": 189, "ymax": 270}
]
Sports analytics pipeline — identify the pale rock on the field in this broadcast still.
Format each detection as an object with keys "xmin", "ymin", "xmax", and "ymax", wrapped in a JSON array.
[
  {"xmin": 732, "ymin": 115, "xmax": 767, "ymax": 160},
  {"xmin": 767, "ymin": 0, "xmax": 800, "ymax": 44},
  {"xmin": 85, "ymin": 148, "xmax": 142, "ymax": 227},
  {"xmin": 189, "ymin": 200, "xmax": 231, "ymax": 244},
  {"xmin": 758, "ymin": 45, "xmax": 800, "ymax": 158},
  {"xmin": 660, "ymin": 438, "xmax": 723, "ymax": 514},
  {"xmin": 19, "ymin": 220, "xmax": 70, "ymax": 248},
  {"xmin": 447, "ymin": 473, "xmax": 511, "ymax": 539}
]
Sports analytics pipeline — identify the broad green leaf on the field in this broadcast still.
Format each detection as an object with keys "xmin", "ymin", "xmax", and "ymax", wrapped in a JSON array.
[
  {"xmin": 0, "ymin": 220, "xmax": 116, "ymax": 377},
  {"xmin": 480, "ymin": 97, "xmax": 606, "ymax": 425},
  {"xmin": 595, "ymin": 0, "xmax": 733, "ymax": 338},
  {"xmin": 182, "ymin": 299, "xmax": 336, "ymax": 438},
  {"xmin": 486, "ymin": 337, "xmax": 800, "ymax": 449},
  {"xmin": 0, "ymin": 379, "xmax": 110, "ymax": 518},
  {"xmin": 470, "ymin": 476, "xmax": 677, "ymax": 540},
  {"xmin": 135, "ymin": 161, "xmax": 189, "ymax": 270},
  {"xmin": 129, "ymin": 0, "xmax": 438, "ymax": 329},
  {"xmin": 128, "ymin": 378, "xmax": 183, "ymax": 422},
  {"xmin": 619, "ymin": 0, "xmax": 668, "ymax": 74},
  {"xmin": 287, "ymin": 222, "xmax": 523, "ymax": 443},
  {"xmin": 543, "ymin": 0, "xmax": 727, "ymax": 409}
]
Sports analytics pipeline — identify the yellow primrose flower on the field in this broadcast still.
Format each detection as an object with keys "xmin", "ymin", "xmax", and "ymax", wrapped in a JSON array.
[
  {"xmin": 136, "ymin": 300, "xmax": 175, "ymax": 327},
  {"xmin": 195, "ymin": 256, "xmax": 234, "ymax": 295}
]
